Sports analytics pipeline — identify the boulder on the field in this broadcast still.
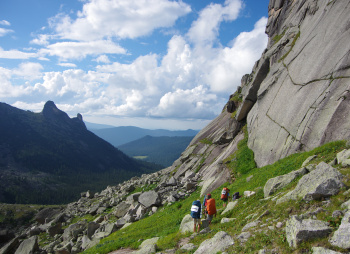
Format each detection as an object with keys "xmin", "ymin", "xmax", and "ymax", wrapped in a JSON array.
[
  {"xmin": 340, "ymin": 199, "xmax": 350, "ymax": 210},
  {"xmin": 312, "ymin": 247, "xmax": 343, "ymax": 254},
  {"xmin": 87, "ymin": 222, "xmax": 100, "ymax": 239},
  {"xmin": 34, "ymin": 207, "xmax": 62, "ymax": 224},
  {"xmin": 285, "ymin": 215, "xmax": 332, "ymax": 249},
  {"xmin": 114, "ymin": 201, "xmax": 131, "ymax": 218},
  {"xmin": 14, "ymin": 236, "xmax": 39, "ymax": 254},
  {"xmin": 221, "ymin": 218, "xmax": 235, "ymax": 224},
  {"xmin": 138, "ymin": 191, "xmax": 161, "ymax": 208},
  {"xmin": 62, "ymin": 221, "xmax": 87, "ymax": 242},
  {"xmin": 242, "ymin": 220, "xmax": 261, "ymax": 232},
  {"xmin": 329, "ymin": 210, "xmax": 350, "ymax": 249},
  {"xmin": 47, "ymin": 222, "xmax": 63, "ymax": 237},
  {"xmin": 221, "ymin": 201, "xmax": 238, "ymax": 215},
  {"xmin": 336, "ymin": 149, "xmax": 350, "ymax": 167},
  {"xmin": 181, "ymin": 243, "xmax": 196, "ymax": 251},
  {"xmin": 194, "ymin": 231, "xmax": 234, "ymax": 254},
  {"xmin": 133, "ymin": 237, "xmax": 159, "ymax": 254},
  {"xmin": 236, "ymin": 232, "xmax": 251, "ymax": 243},
  {"xmin": 179, "ymin": 214, "xmax": 193, "ymax": 234},
  {"xmin": 264, "ymin": 167, "xmax": 309, "ymax": 198},
  {"xmin": 277, "ymin": 162, "xmax": 344, "ymax": 204},
  {"xmin": 0, "ymin": 237, "xmax": 20, "ymax": 254}
]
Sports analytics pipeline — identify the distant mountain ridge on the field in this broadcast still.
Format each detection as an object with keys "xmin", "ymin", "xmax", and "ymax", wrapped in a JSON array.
[
  {"xmin": 0, "ymin": 101, "xmax": 161, "ymax": 204},
  {"xmin": 118, "ymin": 135, "xmax": 194, "ymax": 167},
  {"xmin": 90, "ymin": 126, "xmax": 199, "ymax": 147}
]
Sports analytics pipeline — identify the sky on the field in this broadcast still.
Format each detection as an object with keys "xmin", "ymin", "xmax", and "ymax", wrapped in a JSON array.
[{"xmin": 0, "ymin": 0, "xmax": 269, "ymax": 130}]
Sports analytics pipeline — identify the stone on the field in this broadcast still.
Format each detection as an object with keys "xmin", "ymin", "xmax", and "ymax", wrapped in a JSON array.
[
  {"xmin": 236, "ymin": 232, "xmax": 251, "ymax": 243},
  {"xmin": 87, "ymin": 222, "xmax": 100, "ymax": 239},
  {"xmin": 221, "ymin": 201, "xmax": 238, "ymax": 215},
  {"xmin": 329, "ymin": 210, "xmax": 350, "ymax": 249},
  {"xmin": 302, "ymin": 155, "xmax": 317, "ymax": 167},
  {"xmin": 114, "ymin": 201, "xmax": 131, "ymax": 218},
  {"xmin": 242, "ymin": 220, "xmax": 261, "ymax": 231},
  {"xmin": 14, "ymin": 236, "xmax": 39, "ymax": 254},
  {"xmin": 138, "ymin": 191, "xmax": 161, "ymax": 208},
  {"xmin": 221, "ymin": 218, "xmax": 235, "ymax": 224},
  {"xmin": 340, "ymin": 199, "xmax": 350, "ymax": 210},
  {"xmin": 133, "ymin": 237, "xmax": 159, "ymax": 254},
  {"xmin": 62, "ymin": 221, "xmax": 87, "ymax": 242},
  {"xmin": 264, "ymin": 167, "xmax": 309, "ymax": 198},
  {"xmin": 47, "ymin": 222, "xmax": 63, "ymax": 237},
  {"xmin": 312, "ymin": 247, "xmax": 343, "ymax": 254},
  {"xmin": 194, "ymin": 231, "xmax": 234, "ymax": 254},
  {"xmin": 337, "ymin": 149, "xmax": 350, "ymax": 167},
  {"xmin": 34, "ymin": 207, "xmax": 62, "ymax": 224},
  {"xmin": 179, "ymin": 214, "xmax": 194, "ymax": 234},
  {"xmin": 277, "ymin": 162, "xmax": 345, "ymax": 204},
  {"xmin": 244, "ymin": 191, "xmax": 256, "ymax": 197},
  {"xmin": 285, "ymin": 215, "xmax": 332, "ymax": 249},
  {"xmin": 0, "ymin": 237, "xmax": 20, "ymax": 254},
  {"xmin": 180, "ymin": 243, "xmax": 196, "ymax": 251}
]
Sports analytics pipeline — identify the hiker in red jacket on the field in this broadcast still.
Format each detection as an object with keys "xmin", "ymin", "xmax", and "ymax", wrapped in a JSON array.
[
  {"xmin": 205, "ymin": 193, "xmax": 217, "ymax": 225},
  {"xmin": 221, "ymin": 187, "xmax": 230, "ymax": 207}
]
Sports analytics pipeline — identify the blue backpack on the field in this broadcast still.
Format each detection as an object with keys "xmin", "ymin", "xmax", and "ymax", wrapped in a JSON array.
[{"xmin": 190, "ymin": 200, "xmax": 201, "ymax": 219}]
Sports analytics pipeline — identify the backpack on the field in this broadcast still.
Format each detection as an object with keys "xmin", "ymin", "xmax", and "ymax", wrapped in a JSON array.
[
  {"xmin": 232, "ymin": 192, "xmax": 240, "ymax": 200},
  {"xmin": 191, "ymin": 200, "xmax": 201, "ymax": 219},
  {"xmin": 221, "ymin": 188, "xmax": 229, "ymax": 200},
  {"xmin": 206, "ymin": 198, "xmax": 216, "ymax": 215}
]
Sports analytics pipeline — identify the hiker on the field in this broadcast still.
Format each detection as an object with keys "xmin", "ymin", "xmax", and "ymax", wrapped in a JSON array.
[
  {"xmin": 205, "ymin": 193, "xmax": 217, "ymax": 225},
  {"xmin": 202, "ymin": 195, "xmax": 208, "ymax": 215},
  {"xmin": 232, "ymin": 192, "xmax": 241, "ymax": 201},
  {"xmin": 191, "ymin": 199, "xmax": 202, "ymax": 232},
  {"xmin": 221, "ymin": 187, "xmax": 230, "ymax": 207}
]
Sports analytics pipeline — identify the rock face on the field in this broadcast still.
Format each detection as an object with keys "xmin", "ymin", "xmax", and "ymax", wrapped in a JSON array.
[
  {"xmin": 238, "ymin": 0, "xmax": 350, "ymax": 167},
  {"xmin": 329, "ymin": 210, "xmax": 350, "ymax": 249}
]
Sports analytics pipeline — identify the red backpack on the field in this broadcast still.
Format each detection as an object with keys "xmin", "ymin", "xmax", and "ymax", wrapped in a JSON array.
[
  {"xmin": 206, "ymin": 198, "xmax": 216, "ymax": 215},
  {"xmin": 221, "ymin": 187, "xmax": 229, "ymax": 199}
]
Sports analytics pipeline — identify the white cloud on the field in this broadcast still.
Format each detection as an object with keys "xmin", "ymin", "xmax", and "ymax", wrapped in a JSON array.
[
  {"xmin": 0, "ymin": 47, "xmax": 37, "ymax": 59},
  {"xmin": 58, "ymin": 62, "xmax": 77, "ymax": 68},
  {"xmin": 52, "ymin": 0, "xmax": 191, "ymax": 41},
  {"xmin": 149, "ymin": 86, "xmax": 218, "ymax": 119},
  {"xmin": 187, "ymin": 0, "xmax": 242, "ymax": 46},
  {"xmin": 30, "ymin": 34, "xmax": 51, "ymax": 46},
  {"xmin": 94, "ymin": 55, "xmax": 110, "ymax": 63},
  {"xmin": 0, "ymin": 27, "xmax": 14, "ymax": 37},
  {"xmin": 0, "ymin": 20, "xmax": 11, "ymax": 26},
  {"xmin": 39, "ymin": 40, "xmax": 126, "ymax": 60},
  {"xmin": 13, "ymin": 62, "xmax": 44, "ymax": 81}
]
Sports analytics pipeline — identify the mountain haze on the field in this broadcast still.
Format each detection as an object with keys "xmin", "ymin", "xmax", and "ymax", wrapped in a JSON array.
[
  {"xmin": 118, "ymin": 135, "xmax": 194, "ymax": 167},
  {"xmin": 90, "ymin": 126, "xmax": 198, "ymax": 147}
]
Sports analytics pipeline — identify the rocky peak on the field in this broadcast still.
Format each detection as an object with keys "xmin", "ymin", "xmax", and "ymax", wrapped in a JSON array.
[{"xmin": 42, "ymin": 101, "xmax": 70, "ymax": 122}]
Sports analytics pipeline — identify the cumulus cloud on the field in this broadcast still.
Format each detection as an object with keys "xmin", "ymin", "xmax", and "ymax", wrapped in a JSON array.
[
  {"xmin": 58, "ymin": 62, "xmax": 77, "ymax": 68},
  {"xmin": 52, "ymin": 0, "xmax": 191, "ymax": 41},
  {"xmin": 0, "ymin": 20, "xmax": 11, "ymax": 26},
  {"xmin": 12, "ymin": 62, "xmax": 44, "ymax": 81},
  {"xmin": 39, "ymin": 40, "xmax": 126, "ymax": 60},
  {"xmin": 0, "ymin": 47, "xmax": 37, "ymax": 59},
  {"xmin": 187, "ymin": 0, "xmax": 242, "ymax": 46},
  {"xmin": 94, "ymin": 55, "xmax": 110, "ymax": 64}
]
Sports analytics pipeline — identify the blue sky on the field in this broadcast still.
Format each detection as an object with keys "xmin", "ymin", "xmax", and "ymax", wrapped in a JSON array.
[{"xmin": 0, "ymin": 0, "xmax": 269, "ymax": 130}]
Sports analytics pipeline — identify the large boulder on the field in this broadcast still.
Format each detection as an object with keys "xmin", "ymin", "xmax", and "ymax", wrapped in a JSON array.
[
  {"xmin": 138, "ymin": 191, "xmax": 161, "ymax": 208},
  {"xmin": 285, "ymin": 215, "xmax": 332, "ymax": 249},
  {"xmin": 114, "ymin": 201, "xmax": 131, "ymax": 218},
  {"xmin": 329, "ymin": 210, "xmax": 350, "ymax": 249},
  {"xmin": 62, "ymin": 221, "xmax": 87, "ymax": 242},
  {"xmin": 264, "ymin": 167, "xmax": 308, "ymax": 198},
  {"xmin": 194, "ymin": 231, "xmax": 234, "ymax": 254},
  {"xmin": 179, "ymin": 214, "xmax": 194, "ymax": 234},
  {"xmin": 277, "ymin": 162, "xmax": 344, "ymax": 204},
  {"xmin": 221, "ymin": 201, "xmax": 238, "ymax": 215},
  {"xmin": 14, "ymin": 236, "xmax": 39, "ymax": 254},
  {"xmin": 133, "ymin": 237, "xmax": 159, "ymax": 254},
  {"xmin": 34, "ymin": 207, "xmax": 62, "ymax": 224}
]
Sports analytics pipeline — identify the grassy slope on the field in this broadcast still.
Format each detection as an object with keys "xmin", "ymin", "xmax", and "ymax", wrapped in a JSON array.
[{"xmin": 82, "ymin": 137, "xmax": 349, "ymax": 254}]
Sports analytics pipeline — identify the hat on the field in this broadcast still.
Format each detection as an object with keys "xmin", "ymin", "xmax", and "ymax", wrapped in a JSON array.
[{"xmin": 207, "ymin": 193, "xmax": 211, "ymax": 199}]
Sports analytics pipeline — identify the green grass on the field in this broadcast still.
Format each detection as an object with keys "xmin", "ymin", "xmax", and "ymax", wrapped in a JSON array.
[
  {"xmin": 83, "ymin": 190, "xmax": 202, "ymax": 254},
  {"xmin": 199, "ymin": 138, "xmax": 213, "ymax": 145},
  {"xmin": 82, "ymin": 139, "xmax": 348, "ymax": 253}
]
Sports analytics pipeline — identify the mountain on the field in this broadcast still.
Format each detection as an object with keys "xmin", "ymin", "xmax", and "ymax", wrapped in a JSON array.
[
  {"xmin": 117, "ymin": 135, "xmax": 194, "ymax": 167},
  {"xmin": 0, "ymin": 101, "xmax": 162, "ymax": 204},
  {"xmin": 90, "ymin": 126, "xmax": 199, "ymax": 147},
  {"xmin": 1, "ymin": 1, "xmax": 350, "ymax": 253},
  {"xmin": 84, "ymin": 122, "xmax": 115, "ymax": 130}
]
